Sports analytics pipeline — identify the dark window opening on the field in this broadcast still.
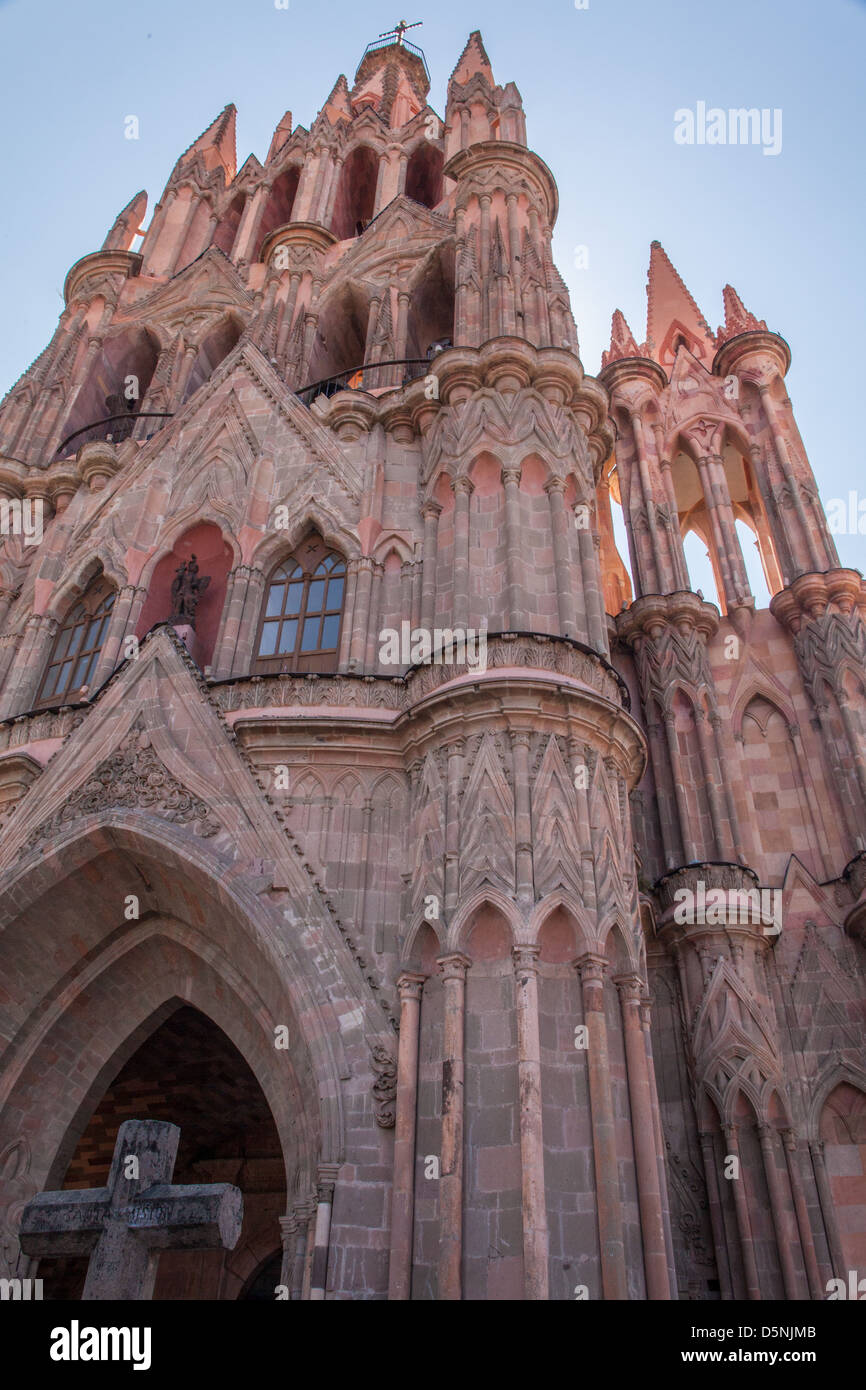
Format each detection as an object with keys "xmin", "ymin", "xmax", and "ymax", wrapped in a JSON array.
[{"xmin": 255, "ymin": 534, "xmax": 345, "ymax": 673}]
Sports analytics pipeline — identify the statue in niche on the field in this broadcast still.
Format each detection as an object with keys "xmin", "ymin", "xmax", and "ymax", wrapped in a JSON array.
[{"xmin": 169, "ymin": 554, "xmax": 211, "ymax": 628}]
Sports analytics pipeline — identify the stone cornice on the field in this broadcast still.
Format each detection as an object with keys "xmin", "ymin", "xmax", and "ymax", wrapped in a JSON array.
[
  {"xmin": 64, "ymin": 250, "xmax": 142, "ymax": 307},
  {"xmin": 712, "ymin": 328, "xmax": 791, "ymax": 381},
  {"xmin": 443, "ymin": 141, "xmax": 558, "ymax": 226}
]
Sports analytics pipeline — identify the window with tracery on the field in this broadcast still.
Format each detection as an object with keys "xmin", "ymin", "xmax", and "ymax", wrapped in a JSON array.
[
  {"xmin": 255, "ymin": 534, "xmax": 345, "ymax": 673},
  {"xmin": 38, "ymin": 582, "xmax": 115, "ymax": 704}
]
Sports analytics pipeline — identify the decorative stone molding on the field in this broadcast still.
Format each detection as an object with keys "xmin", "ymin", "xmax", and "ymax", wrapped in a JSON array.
[
  {"xmin": 31, "ymin": 724, "xmax": 221, "ymax": 843},
  {"xmin": 770, "ymin": 569, "xmax": 866, "ymax": 707},
  {"xmin": 369, "ymin": 1041, "xmax": 398, "ymax": 1128},
  {"xmin": 617, "ymin": 591, "xmax": 719, "ymax": 708},
  {"xmin": 655, "ymin": 861, "xmax": 761, "ymax": 918}
]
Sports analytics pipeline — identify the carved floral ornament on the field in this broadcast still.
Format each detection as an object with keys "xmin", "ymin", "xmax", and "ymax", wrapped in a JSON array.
[{"xmin": 32, "ymin": 725, "xmax": 221, "ymax": 844}]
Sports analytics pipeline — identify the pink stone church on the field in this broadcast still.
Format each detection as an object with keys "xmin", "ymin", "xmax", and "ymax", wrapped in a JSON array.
[{"xmin": 0, "ymin": 28, "xmax": 864, "ymax": 1301}]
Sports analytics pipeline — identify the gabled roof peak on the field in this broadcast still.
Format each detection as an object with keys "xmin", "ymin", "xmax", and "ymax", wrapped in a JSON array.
[{"xmin": 450, "ymin": 30, "xmax": 494, "ymax": 87}]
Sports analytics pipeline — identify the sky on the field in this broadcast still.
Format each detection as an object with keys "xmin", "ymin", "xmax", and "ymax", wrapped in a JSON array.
[{"xmin": 0, "ymin": 0, "xmax": 863, "ymax": 584}]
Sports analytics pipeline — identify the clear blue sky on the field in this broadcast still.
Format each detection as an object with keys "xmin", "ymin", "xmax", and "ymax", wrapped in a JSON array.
[{"xmin": 1, "ymin": 0, "xmax": 863, "ymax": 579}]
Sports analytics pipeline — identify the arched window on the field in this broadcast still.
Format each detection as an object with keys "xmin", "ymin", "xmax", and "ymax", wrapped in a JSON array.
[
  {"xmin": 255, "ymin": 534, "xmax": 346, "ymax": 673},
  {"xmin": 38, "ymin": 581, "xmax": 115, "ymax": 704}
]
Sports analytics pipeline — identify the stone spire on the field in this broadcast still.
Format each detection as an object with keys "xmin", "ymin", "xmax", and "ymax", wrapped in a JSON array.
[
  {"xmin": 601, "ymin": 308, "xmax": 641, "ymax": 368},
  {"xmin": 717, "ymin": 283, "xmax": 767, "ymax": 343},
  {"xmin": 645, "ymin": 240, "xmax": 716, "ymax": 366}
]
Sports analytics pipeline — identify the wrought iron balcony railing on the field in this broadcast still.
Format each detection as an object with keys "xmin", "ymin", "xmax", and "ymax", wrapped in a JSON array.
[
  {"xmin": 55, "ymin": 412, "xmax": 174, "ymax": 459},
  {"xmin": 295, "ymin": 359, "xmax": 429, "ymax": 407},
  {"xmin": 359, "ymin": 35, "xmax": 429, "ymax": 80}
]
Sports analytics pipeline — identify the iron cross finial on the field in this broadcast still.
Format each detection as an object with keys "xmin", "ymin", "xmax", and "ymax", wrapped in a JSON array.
[{"xmin": 379, "ymin": 19, "xmax": 422, "ymax": 46}]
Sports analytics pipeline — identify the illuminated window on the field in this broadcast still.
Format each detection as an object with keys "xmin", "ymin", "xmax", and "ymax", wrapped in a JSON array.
[
  {"xmin": 255, "ymin": 535, "xmax": 345, "ymax": 673},
  {"xmin": 38, "ymin": 582, "xmax": 115, "ymax": 704}
]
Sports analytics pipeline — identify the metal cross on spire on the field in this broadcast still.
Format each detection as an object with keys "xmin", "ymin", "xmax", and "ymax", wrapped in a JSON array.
[{"xmin": 379, "ymin": 19, "xmax": 422, "ymax": 46}]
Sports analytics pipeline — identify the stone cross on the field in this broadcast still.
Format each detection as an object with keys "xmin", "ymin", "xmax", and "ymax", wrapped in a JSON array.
[{"xmin": 18, "ymin": 1119, "xmax": 243, "ymax": 1300}]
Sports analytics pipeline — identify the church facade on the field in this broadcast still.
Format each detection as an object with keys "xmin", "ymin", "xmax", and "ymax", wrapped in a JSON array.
[{"xmin": 0, "ymin": 29, "xmax": 864, "ymax": 1301}]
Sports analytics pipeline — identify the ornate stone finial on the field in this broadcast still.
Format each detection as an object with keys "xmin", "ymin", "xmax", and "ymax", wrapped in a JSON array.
[{"xmin": 169, "ymin": 554, "xmax": 211, "ymax": 629}]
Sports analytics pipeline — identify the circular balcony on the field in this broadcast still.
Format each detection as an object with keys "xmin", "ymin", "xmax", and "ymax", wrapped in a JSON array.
[
  {"xmin": 55, "ymin": 412, "xmax": 174, "ymax": 459},
  {"xmin": 295, "ymin": 359, "xmax": 431, "ymax": 408}
]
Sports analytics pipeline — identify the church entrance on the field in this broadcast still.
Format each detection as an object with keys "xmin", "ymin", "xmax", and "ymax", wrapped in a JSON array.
[{"xmin": 37, "ymin": 1004, "xmax": 286, "ymax": 1300}]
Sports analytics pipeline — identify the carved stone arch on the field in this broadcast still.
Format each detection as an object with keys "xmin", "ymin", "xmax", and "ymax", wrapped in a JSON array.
[
  {"xmin": 44, "ymin": 551, "xmax": 124, "ymax": 622},
  {"xmin": 0, "ymin": 810, "xmax": 366, "ymax": 1156},
  {"xmin": 662, "ymin": 678, "xmax": 702, "ymax": 719},
  {"xmin": 448, "ymin": 886, "xmax": 521, "ymax": 955},
  {"xmin": 136, "ymin": 513, "xmax": 241, "ymax": 593},
  {"xmin": 254, "ymin": 500, "xmax": 360, "ymax": 570},
  {"xmin": 599, "ymin": 913, "xmax": 642, "ymax": 975},
  {"xmin": 529, "ymin": 891, "xmax": 594, "ymax": 955},
  {"xmin": 399, "ymin": 915, "xmax": 444, "ymax": 968},
  {"xmin": 371, "ymin": 530, "xmax": 414, "ymax": 566},
  {"xmin": 807, "ymin": 1058, "xmax": 866, "ymax": 1143},
  {"xmin": 730, "ymin": 680, "xmax": 797, "ymax": 742},
  {"xmin": 369, "ymin": 770, "xmax": 406, "ymax": 806}
]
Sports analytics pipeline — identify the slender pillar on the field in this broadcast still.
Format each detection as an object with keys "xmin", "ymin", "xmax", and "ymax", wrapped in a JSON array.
[
  {"xmin": 292, "ymin": 1197, "xmax": 315, "ymax": 1300},
  {"xmin": 781, "ymin": 1130, "xmax": 824, "ymax": 1299},
  {"xmin": 513, "ymin": 945, "xmax": 549, "ymax": 1299},
  {"xmin": 438, "ymin": 952, "xmax": 471, "ymax": 1301},
  {"xmin": 639, "ymin": 997, "xmax": 678, "ymax": 1298},
  {"xmin": 757, "ymin": 1124, "xmax": 801, "ymax": 1300},
  {"xmin": 546, "ymin": 476, "xmax": 578, "ymax": 637},
  {"xmin": 349, "ymin": 556, "xmax": 374, "ymax": 670},
  {"xmin": 279, "ymin": 1214, "xmax": 297, "ymax": 1293},
  {"xmin": 452, "ymin": 478, "xmax": 473, "ymax": 630},
  {"xmin": 389, "ymin": 972, "xmax": 426, "ymax": 1300},
  {"xmin": 510, "ymin": 731, "xmax": 535, "ymax": 907},
  {"xmin": 616, "ymin": 975, "xmax": 670, "ymax": 1298},
  {"xmin": 698, "ymin": 1130, "xmax": 734, "ymax": 1300},
  {"xmin": 501, "ymin": 465, "xmax": 525, "ymax": 630},
  {"xmin": 309, "ymin": 1164, "xmax": 339, "ymax": 1301},
  {"xmin": 809, "ymin": 1139, "xmax": 846, "ymax": 1279},
  {"xmin": 575, "ymin": 953, "xmax": 627, "ymax": 1299},
  {"xmin": 724, "ymin": 1124, "xmax": 761, "ymax": 1299}
]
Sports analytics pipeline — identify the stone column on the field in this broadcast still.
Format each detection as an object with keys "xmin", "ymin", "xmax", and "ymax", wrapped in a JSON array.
[
  {"xmin": 291, "ymin": 1197, "xmax": 315, "ymax": 1300},
  {"xmin": 279, "ymin": 1214, "xmax": 297, "ymax": 1292},
  {"xmin": 452, "ymin": 477, "xmax": 473, "ymax": 631},
  {"xmin": 809, "ymin": 1139, "xmax": 846, "ymax": 1279},
  {"xmin": 501, "ymin": 465, "xmax": 524, "ymax": 631},
  {"xmin": 546, "ymin": 476, "xmax": 578, "ymax": 637},
  {"xmin": 438, "ymin": 952, "xmax": 471, "ymax": 1301},
  {"xmin": 662, "ymin": 709, "xmax": 698, "ymax": 861},
  {"xmin": 509, "ymin": 731, "xmax": 535, "ymax": 907},
  {"xmin": 349, "ymin": 556, "xmax": 374, "ymax": 671},
  {"xmin": 420, "ymin": 501, "xmax": 441, "ymax": 633},
  {"xmin": 694, "ymin": 708, "xmax": 731, "ymax": 860},
  {"xmin": 575, "ymin": 953, "xmax": 627, "ymax": 1299},
  {"xmin": 576, "ymin": 521, "xmax": 606, "ymax": 655},
  {"xmin": 0, "ymin": 614, "xmax": 57, "ymax": 718},
  {"xmin": 616, "ymin": 975, "xmax": 670, "ymax": 1298},
  {"xmin": 639, "ymin": 997, "xmax": 678, "ymax": 1297},
  {"xmin": 757, "ymin": 1123, "xmax": 801, "ymax": 1300},
  {"xmin": 698, "ymin": 1130, "xmax": 734, "ymax": 1300},
  {"xmin": 513, "ymin": 945, "xmax": 549, "ymax": 1300},
  {"xmin": 444, "ymin": 738, "xmax": 465, "ymax": 917},
  {"xmin": 724, "ymin": 1123, "xmax": 761, "ymax": 1299},
  {"xmin": 93, "ymin": 584, "xmax": 146, "ymax": 687},
  {"xmin": 759, "ymin": 385, "xmax": 825, "ymax": 574},
  {"xmin": 364, "ymin": 561, "xmax": 385, "ymax": 672},
  {"xmin": 388, "ymin": 972, "xmax": 425, "ymax": 1300},
  {"xmin": 309, "ymin": 1164, "xmax": 339, "ymax": 1301},
  {"xmin": 228, "ymin": 567, "xmax": 265, "ymax": 676},
  {"xmin": 781, "ymin": 1130, "xmax": 824, "ymax": 1297}
]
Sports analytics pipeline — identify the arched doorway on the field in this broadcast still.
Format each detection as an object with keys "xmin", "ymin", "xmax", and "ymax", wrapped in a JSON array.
[
  {"xmin": 0, "ymin": 823, "xmax": 342, "ymax": 1296},
  {"xmin": 39, "ymin": 1004, "xmax": 286, "ymax": 1300}
]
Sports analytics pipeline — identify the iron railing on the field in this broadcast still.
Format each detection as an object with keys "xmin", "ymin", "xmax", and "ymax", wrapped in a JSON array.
[
  {"xmin": 295, "ymin": 359, "xmax": 429, "ymax": 407},
  {"xmin": 56, "ymin": 412, "xmax": 174, "ymax": 458},
  {"xmin": 359, "ymin": 35, "xmax": 429, "ymax": 80}
]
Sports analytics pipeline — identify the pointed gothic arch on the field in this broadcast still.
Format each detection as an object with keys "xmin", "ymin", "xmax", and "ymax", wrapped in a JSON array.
[
  {"xmin": 253, "ymin": 530, "xmax": 346, "ymax": 674},
  {"xmin": 330, "ymin": 145, "xmax": 378, "ymax": 241},
  {"xmin": 36, "ymin": 572, "xmax": 116, "ymax": 707},
  {"xmin": 255, "ymin": 166, "xmax": 302, "ymax": 261},
  {"xmin": 182, "ymin": 316, "xmax": 244, "ymax": 402},
  {"xmin": 404, "ymin": 141, "xmax": 445, "ymax": 211}
]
